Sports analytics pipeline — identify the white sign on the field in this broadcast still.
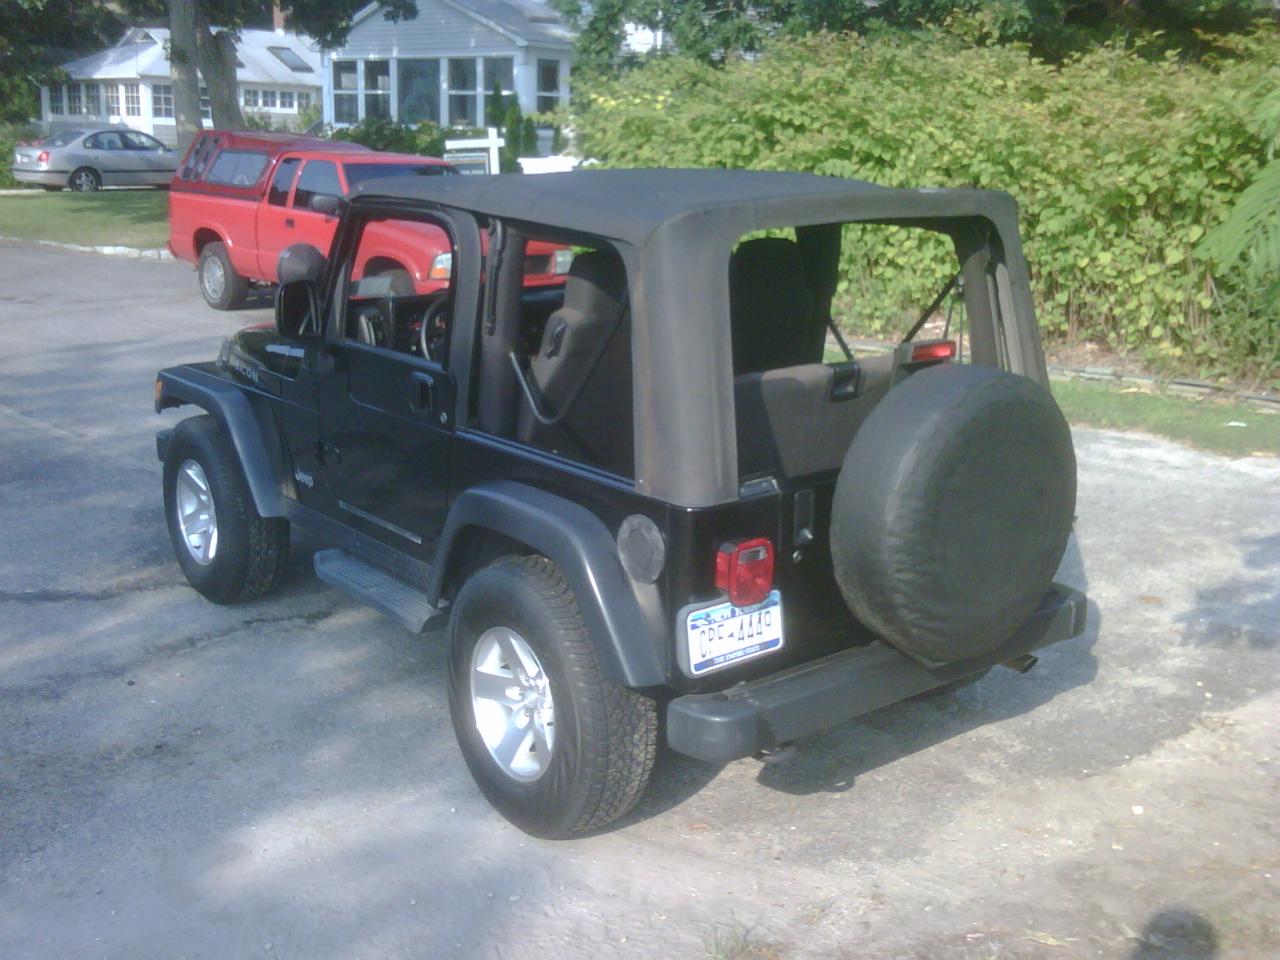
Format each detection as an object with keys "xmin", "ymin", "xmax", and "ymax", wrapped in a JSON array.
[{"xmin": 444, "ymin": 126, "xmax": 504, "ymax": 175}]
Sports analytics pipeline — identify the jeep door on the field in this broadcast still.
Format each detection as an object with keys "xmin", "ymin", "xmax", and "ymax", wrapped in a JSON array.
[{"xmin": 314, "ymin": 209, "xmax": 463, "ymax": 558}]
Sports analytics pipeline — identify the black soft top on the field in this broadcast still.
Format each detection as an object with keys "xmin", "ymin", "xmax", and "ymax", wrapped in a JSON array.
[
  {"xmin": 350, "ymin": 168, "xmax": 1020, "ymax": 247},
  {"xmin": 352, "ymin": 167, "xmax": 1039, "ymax": 509}
]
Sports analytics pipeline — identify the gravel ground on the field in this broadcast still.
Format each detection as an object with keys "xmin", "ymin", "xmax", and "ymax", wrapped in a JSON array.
[{"xmin": 1, "ymin": 242, "xmax": 1277, "ymax": 959}]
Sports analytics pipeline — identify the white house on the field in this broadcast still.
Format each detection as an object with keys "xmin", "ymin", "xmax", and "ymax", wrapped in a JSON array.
[
  {"xmin": 322, "ymin": 0, "xmax": 574, "ymax": 138},
  {"xmin": 38, "ymin": 26, "xmax": 323, "ymax": 146}
]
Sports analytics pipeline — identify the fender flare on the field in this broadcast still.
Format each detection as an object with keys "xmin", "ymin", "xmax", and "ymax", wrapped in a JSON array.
[
  {"xmin": 429, "ymin": 481, "xmax": 668, "ymax": 689},
  {"xmin": 154, "ymin": 364, "xmax": 289, "ymax": 517}
]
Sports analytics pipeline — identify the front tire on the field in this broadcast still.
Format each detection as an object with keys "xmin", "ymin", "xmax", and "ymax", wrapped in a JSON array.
[
  {"xmin": 447, "ymin": 556, "xmax": 658, "ymax": 839},
  {"xmin": 69, "ymin": 167, "xmax": 101, "ymax": 192},
  {"xmin": 198, "ymin": 241, "xmax": 249, "ymax": 310},
  {"xmin": 163, "ymin": 415, "xmax": 289, "ymax": 603}
]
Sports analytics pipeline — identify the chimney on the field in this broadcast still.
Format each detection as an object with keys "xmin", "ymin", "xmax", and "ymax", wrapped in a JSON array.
[{"xmin": 273, "ymin": 3, "xmax": 285, "ymax": 34}]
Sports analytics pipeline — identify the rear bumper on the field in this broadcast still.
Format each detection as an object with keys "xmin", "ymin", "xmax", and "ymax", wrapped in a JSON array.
[
  {"xmin": 8, "ymin": 166, "xmax": 64, "ymax": 187},
  {"xmin": 666, "ymin": 584, "xmax": 1088, "ymax": 763}
]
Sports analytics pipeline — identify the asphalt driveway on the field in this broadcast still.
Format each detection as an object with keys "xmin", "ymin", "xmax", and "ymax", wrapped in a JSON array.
[{"xmin": 1, "ymin": 242, "xmax": 1277, "ymax": 959}]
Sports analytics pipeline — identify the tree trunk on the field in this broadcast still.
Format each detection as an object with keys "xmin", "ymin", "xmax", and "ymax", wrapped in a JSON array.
[
  {"xmin": 195, "ymin": 9, "xmax": 244, "ymax": 129},
  {"xmin": 168, "ymin": 0, "xmax": 203, "ymax": 153}
]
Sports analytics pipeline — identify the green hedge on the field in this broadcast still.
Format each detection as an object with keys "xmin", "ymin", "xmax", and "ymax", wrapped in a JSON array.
[
  {"xmin": 0, "ymin": 123, "xmax": 41, "ymax": 189},
  {"xmin": 572, "ymin": 30, "xmax": 1280, "ymax": 384}
]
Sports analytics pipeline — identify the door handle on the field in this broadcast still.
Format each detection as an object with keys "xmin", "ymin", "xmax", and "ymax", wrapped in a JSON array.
[
  {"xmin": 284, "ymin": 218, "xmax": 295, "ymax": 228},
  {"xmin": 411, "ymin": 371, "xmax": 436, "ymax": 412}
]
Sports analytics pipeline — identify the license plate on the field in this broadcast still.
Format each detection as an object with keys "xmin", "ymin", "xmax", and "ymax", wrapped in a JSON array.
[
  {"xmin": 685, "ymin": 590, "xmax": 784, "ymax": 676},
  {"xmin": 15, "ymin": 154, "xmax": 27, "ymax": 163}
]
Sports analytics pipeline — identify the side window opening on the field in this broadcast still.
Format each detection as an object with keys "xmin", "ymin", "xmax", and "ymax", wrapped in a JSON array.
[
  {"xmin": 730, "ymin": 220, "xmax": 992, "ymax": 483},
  {"xmin": 204, "ymin": 149, "xmax": 270, "ymax": 188},
  {"xmin": 293, "ymin": 159, "xmax": 341, "ymax": 209},
  {"xmin": 268, "ymin": 157, "xmax": 300, "ymax": 207},
  {"xmin": 472, "ymin": 229, "xmax": 634, "ymax": 479},
  {"xmin": 342, "ymin": 214, "xmax": 456, "ymax": 365}
]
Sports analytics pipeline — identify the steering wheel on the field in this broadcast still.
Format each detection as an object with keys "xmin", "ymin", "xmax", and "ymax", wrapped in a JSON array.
[{"xmin": 419, "ymin": 296, "xmax": 451, "ymax": 361}]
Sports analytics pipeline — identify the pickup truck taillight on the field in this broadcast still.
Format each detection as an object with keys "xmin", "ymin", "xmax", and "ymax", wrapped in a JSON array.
[{"xmin": 716, "ymin": 538, "xmax": 774, "ymax": 607}]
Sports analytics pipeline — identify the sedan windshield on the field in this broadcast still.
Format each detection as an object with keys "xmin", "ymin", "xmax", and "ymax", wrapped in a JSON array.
[{"xmin": 344, "ymin": 162, "xmax": 457, "ymax": 189}]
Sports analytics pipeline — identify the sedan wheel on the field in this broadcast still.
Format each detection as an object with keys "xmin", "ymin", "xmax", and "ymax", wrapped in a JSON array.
[{"xmin": 69, "ymin": 167, "xmax": 100, "ymax": 192}]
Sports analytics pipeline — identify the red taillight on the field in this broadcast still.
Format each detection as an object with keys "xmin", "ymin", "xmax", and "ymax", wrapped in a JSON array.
[
  {"xmin": 715, "ymin": 537, "xmax": 774, "ymax": 607},
  {"xmin": 37, "ymin": 151, "xmax": 49, "ymax": 164},
  {"xmin": 909, "ymin": 340, "xmax": 956, "ymax": 364}
]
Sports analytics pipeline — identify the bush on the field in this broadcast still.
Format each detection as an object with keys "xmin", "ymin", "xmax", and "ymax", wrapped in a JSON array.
[
  {"xmin": 0, "ymin": 122, "xmax": 42, "ymax": 189},
  {"xmin": 331, "ymin": 116, "xmax": 452, "ymax": 157},
  {"xmin": 572, "ymin": 29, "xmax": 1280, "ymax": 385}
]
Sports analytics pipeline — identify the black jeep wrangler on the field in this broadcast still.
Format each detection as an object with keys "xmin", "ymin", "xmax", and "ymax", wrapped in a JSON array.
[{"xmin": 155, "ymin": 169, "xmax": 1086, "ymax": 838}]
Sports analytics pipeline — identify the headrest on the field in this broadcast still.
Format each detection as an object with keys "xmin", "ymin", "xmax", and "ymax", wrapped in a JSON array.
[
  {"xmin": 729, "ymin": 237, "xmax": 807, "ymax": 301},
  {"xmin": 562, "ymin": 249, "xmax": 627, "ymax": 319}
]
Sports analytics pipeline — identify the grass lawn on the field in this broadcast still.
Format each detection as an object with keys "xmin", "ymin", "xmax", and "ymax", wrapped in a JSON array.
[
  {"xmin": 0, "ymin": 190, "xmax": 168, "ymax": 249},
  {"xmin": 1050, "ymin": 379, "xmax": 1279, "ymax": 458}
]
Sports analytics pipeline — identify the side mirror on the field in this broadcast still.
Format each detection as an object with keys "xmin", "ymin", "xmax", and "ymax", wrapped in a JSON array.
[
  {"xmin": 309, "ymin": 193, "xmax": 341, "ymax": 216},
  {"xmin": 275, "ymin": 280, "xmax": 319, "ymax": 339}
]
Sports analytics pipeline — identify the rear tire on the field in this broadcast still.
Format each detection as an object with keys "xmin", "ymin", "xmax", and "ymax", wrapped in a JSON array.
[
  {"xmin": 447, "ymin": 556, "xmax": 658, "ymax": 839},
  {"xmin": 69, "ymin": 167, "xmax": 100, "ymax": 192},
  {"xmin": 163, "ymin": 415, "xmax": 289, "ymax": 604},
  {"xmin": 198, "ymin": 241, "xmax": 249, "ymax": 310}
]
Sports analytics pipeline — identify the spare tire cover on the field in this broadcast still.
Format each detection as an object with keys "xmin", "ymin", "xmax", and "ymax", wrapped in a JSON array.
[{"xmin": 830, "ymin": 363, "xmax": 1076, "ymax": 664}]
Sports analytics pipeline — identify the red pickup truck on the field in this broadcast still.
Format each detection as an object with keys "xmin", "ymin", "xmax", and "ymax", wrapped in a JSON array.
[{"xmin": 169, "ymin": 130, "xmax": 571, "ymax": 309}]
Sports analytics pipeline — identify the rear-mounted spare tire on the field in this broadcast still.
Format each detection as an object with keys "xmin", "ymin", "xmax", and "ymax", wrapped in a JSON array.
[{"xmin": 830, "ymin": 363, "xmax": 1076, "ymax": 665}]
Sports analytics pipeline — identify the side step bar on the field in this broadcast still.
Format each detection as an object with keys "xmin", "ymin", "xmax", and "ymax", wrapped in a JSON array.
[{"xmin": 313, "ymin": 548, "xmax": 442, "ymax": 633}]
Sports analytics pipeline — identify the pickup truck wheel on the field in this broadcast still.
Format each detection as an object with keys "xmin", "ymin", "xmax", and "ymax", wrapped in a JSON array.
[
  {"xmin": 447, "ymin": 556, "xmax": 658, "ymax": 839},
  {"xmin": 163, "ymin": 415, "xmax": 289, "ymax": 603},
  {"xmin": 199, "ymin": 241, "xmax": 249, "ymax": 310}
]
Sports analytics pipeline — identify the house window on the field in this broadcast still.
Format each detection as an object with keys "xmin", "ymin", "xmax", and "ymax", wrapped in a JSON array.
[
  {"xmin": 263, "ymin": 89, "xmax": 279, "ymax": 109},
  {"xmin": 68, "ymin": 84, "xmax": 82, "ymax": 115},
  {"xmin": 481, "ymin": 56, "xmax": 512, "ymax": 119},
  {"xmin": 397, "ymin": 59, "xmax": 439, "ymax": 124},
  {"xmin": 153, "ymin": 83, "xmax": 174, "ymax": 119},
  {"xmin": 364, "ymin": 61, "xmax": 390, "ymax": 119},
  {"xmin": 124, "ymin": 83, "xmax": 140, "ymax": 116},
  {"xmin": 537, "ymin": 59, "xmax": 561, "ymax": 114},
  {"xmin": 49, "ymin": 84, "xmax": 64, "ymax": 115},
  {"xmin": 243, "ymin": 88, "xmax": 260, "ymax": 108},
  {"xmin": 85, "ymin": 83, "xmax": 100, "ymax": 115},
  {"xmin": 105, "ymin": 84, "xmax": 120, "ymax": 115},
  {"xmin": 199, "ymin": 85, "xmax": 211, "ymax": 120},
  {"xmin": 280, "ymin": 90, "xmax": 295, "ymax": 110},
  {"xmin": 297, "ymin": 90, "xmax": 312, "ymax": 110},
  {"xmin": 448, "ymin": 58, "xmax": 478, "ymax": 126},
  {"xmin": 333, "ymin": 61, "xmax": 357, "ymax": 124}
]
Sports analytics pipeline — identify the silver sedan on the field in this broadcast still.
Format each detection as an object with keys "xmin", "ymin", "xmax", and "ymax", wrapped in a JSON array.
[{"xmin": 10, "ymin": 125, "xmax": 179, "ymax": 192}]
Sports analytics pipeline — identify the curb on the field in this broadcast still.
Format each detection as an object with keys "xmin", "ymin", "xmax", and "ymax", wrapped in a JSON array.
[{"xmin": 0, "ymin": 235, "xmax": 172, "ymax": 260}]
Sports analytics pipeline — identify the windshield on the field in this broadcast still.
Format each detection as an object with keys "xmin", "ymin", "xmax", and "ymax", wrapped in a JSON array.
[
  {"xmin": 343, "ymin": 162, "xmax": 457, "ymax": 189},
  {"xmin": 43, "ymin": 130, "xmax": 85, "ymax": 148}
]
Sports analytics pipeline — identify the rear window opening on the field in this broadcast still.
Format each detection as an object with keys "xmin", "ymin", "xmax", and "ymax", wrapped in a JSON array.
[
  {"xmin": 471, "ymin": 231, "xmax": 634, "ymax": 480},
  {"xmin": 730, "ymin": 220, "xmax": 1012, "ymax": 484}
]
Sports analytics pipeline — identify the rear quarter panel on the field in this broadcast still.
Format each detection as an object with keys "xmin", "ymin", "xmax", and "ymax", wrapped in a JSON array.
[{"xmin": 169, "ymin": 184, "xmax": 268, "ymax": 279}]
